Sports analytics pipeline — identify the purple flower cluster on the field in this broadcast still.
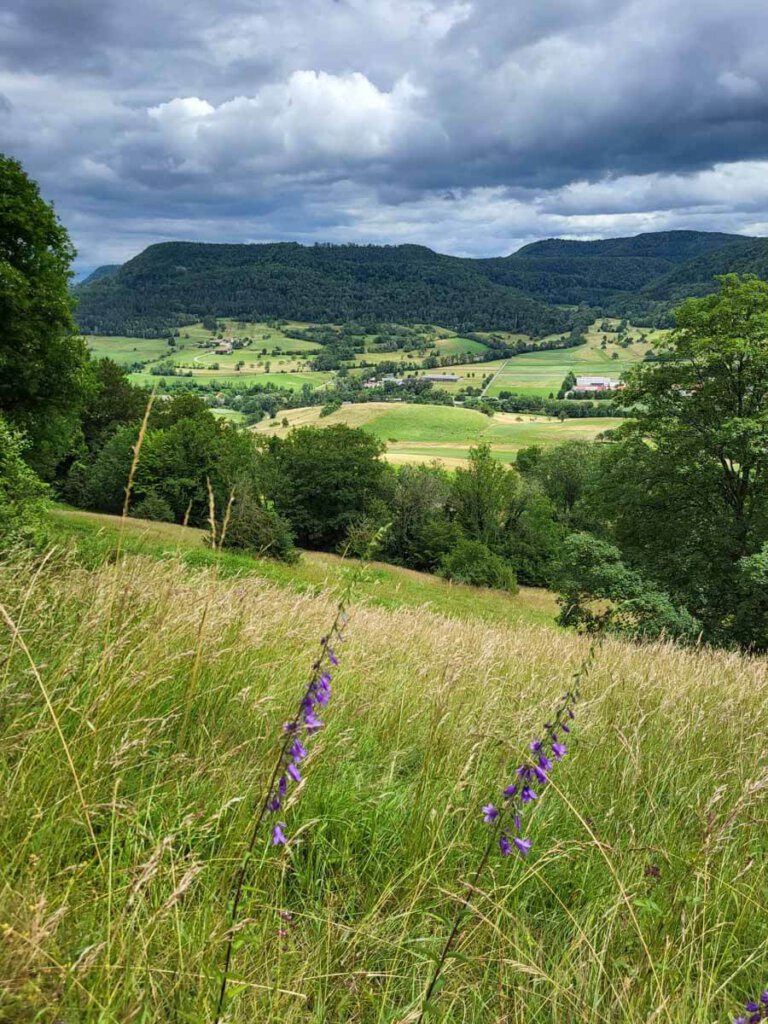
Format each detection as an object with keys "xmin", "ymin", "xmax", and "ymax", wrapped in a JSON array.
[
  {"xmin": 482, "ymin": 688, "xmax": 578, "ymax": 858},
  {"xmin": 734, "ymin": 990, "xmax": 768, "ymax": 1024},
  {"xmin": 269, "ymin": 639, "xmax": 341, "ymax": 846}
]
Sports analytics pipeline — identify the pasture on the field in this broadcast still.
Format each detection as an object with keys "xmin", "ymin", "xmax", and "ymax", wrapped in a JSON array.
[
  {"xmin": 254, "ymin": 403, "xmax": 621, "ymax": 466},
  {"xmin": 1, "ymin": 533, "xmax": 765, "ymax": 1022}
]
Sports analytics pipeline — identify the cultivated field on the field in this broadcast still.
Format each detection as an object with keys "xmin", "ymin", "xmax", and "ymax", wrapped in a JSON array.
[
  {"xmin": 255, "ymin": 403, "xmax": 622, "ymax": 466},
  {"xmin": 485, "ymin": 322, "xmax": 661, "ymax": 399},
  {"xmin": 85, "ymin": 319, "xmax": 663, "ymax": 397},
  {"xmin": 1, "ymin": 531, "xmax": 765, "ymax": 1022}
]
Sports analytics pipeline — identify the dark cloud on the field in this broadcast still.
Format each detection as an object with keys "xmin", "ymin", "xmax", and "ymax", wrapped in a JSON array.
[{"xmin": 1, "ymin": 0, "xmax": 767, "ymax": 271}]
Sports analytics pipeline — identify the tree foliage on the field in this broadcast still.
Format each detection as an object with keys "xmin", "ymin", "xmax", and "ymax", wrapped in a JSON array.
[{"xmin": 0, "ymin": 154, "xmax": 91, "ymax": 477}]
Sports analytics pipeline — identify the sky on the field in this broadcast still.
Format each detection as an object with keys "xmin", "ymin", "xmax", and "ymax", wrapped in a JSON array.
[{"xmin": 2, "ymin": 0, "xmax": 768, "ymax": 274}]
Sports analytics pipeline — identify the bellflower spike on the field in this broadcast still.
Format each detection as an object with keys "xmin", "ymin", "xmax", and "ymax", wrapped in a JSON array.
[{"xmin": 480, "ymin": 676, "xmax": 582, "ymax": 863}]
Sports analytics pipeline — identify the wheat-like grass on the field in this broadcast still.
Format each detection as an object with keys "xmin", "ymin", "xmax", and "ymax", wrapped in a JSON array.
[{"xmin": 0, "ymin": 551, "xmax": 765, "ymax": 1022}]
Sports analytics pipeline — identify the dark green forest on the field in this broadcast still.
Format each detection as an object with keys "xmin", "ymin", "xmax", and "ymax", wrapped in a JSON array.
[{"xmin": 73, "ymin": 230, "xmax": 766, "ymax": 338}]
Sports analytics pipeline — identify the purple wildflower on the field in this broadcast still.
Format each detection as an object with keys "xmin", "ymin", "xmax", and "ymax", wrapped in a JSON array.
[
  {"xmin": 272, "ymin": 824, "xmax": 287, "ymax": 845},
  {"xmin": 499, "ymin": 835, "xmax": 512, "ymax": 856},
  {"xmin": 304, "ymin": 711, "xmax": 324, "ymax": 732},
  {"xmin": 480, "ymin": 676, "xmax": 581, "ymax": 864},
  {"xmin": 278, "ymin": 775, "xmax": 287, "ymax": 796},
  {"xmin": 283, "ymin": 721, "xmax": 299, "ymax": 734},
  {"xmin": 287, "ymin": 763, "xmax": 302, "ymax": 784},
  {"xmin": 329, "ymin": 649, "xmax": 339, "ymax": 666},
  {"xmin": 482, "ymin": 803, "xmax": 499, "ymax": 823},
  {"xmin": 290, "ymin": 738, "xmax": 308, "ymax": 761},
  {"xmin": 732, "ymin": 990, "xmax": 768, "ymax": 1024},
  {"xmin": 513, "ymin": 837, "xmax": 532, "ymax": 857},
  {"xmin": 267, "ymin": 797, "xmax": 281, "ymax": 812}
]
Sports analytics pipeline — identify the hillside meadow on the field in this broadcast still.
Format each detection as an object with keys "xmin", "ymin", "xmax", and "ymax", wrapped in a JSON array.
[
  {"xmin": 0, "ymin": 534, "xmax": 766, "ymax": 1023},
  {"xmin": 255, "ymin": 403, "xmax": 621, "ymax": 467}
]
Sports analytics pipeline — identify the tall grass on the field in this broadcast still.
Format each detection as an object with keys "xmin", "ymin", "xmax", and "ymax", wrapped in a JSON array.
[{"xmin": 0, "ymin": 548, "xmax": 766, "ymax": 1022}]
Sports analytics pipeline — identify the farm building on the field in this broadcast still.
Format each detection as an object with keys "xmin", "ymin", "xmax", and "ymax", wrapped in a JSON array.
[
  {"xmin": 422, "ymin": 373, "xmax": 462, "ymax": 383},
  {"xmin": 573, "ymin": 375, "xmax": 621, "ymax": 391},
  {"xmin": 363, "ymin": 376, "xmax": 405, "ymax": 389},
  {"xmin": 215, "ymin": 341, "xmax": 233, "ymax": 355}
]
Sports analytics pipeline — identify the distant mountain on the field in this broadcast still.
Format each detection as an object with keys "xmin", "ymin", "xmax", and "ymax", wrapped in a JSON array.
[
  {"xmin": 73, "ymin": 241, "xmax": 579, "ymax": 337},
  {"xmin": 480, "ymin": 231, "xmax": 754, "ymax": 307},
  {"xmin": 78, "ymin": 265, "xmax": 120, "ymax": 286},
  {"xmin": 640, "ymin": 237, "xmax": 768, "ymax": 303},
  {"xmin": 73, "ymin": 231, "xmax": 763, "ymax": 337},
  {"xmin": 512, "ymin": 230, "xmax": 747, "ymax": 262}
]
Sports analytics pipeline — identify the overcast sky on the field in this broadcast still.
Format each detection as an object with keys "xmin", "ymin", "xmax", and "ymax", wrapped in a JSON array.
[{"xmin": 2, "ymin": 0, "xmax": 768, "ymax": 273}]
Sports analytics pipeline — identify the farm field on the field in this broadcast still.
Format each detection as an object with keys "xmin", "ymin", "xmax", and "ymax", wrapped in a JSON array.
[
  {"xmin": 3, "ymin": 517, "xmax": 765, "ymax": 1022},
  {"xmin": 485, "ymin": 321, "xmax": 663, "ymax": 398},
  {"xmin": 254, "ymin": 403, "xmax": 621, "ymax": 465},
  {"xmin": 84, "ymin": 334, "xmax": 173, "ymax": 365},
  {"xmin": 127, "ymin": 369, "xmax": 333, "ymax": 389}
]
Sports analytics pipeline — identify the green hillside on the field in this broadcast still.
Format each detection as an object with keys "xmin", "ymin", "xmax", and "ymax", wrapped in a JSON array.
[
  {"xmin": 74, "ymin": 241, "xmax": 576, "ymax": 337},
  {"xmin": 73, "ymin": 231, "xmax": 763, "ymax": 339}
]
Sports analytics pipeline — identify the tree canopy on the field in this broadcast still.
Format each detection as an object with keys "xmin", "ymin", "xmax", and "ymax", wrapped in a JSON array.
[{"xmin": 0, "ymin": 154, "xmax": 91, "ymax": 477}]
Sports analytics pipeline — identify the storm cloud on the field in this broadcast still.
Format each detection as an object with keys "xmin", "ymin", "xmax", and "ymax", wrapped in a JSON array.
[{"xmin": 2, "ymin": 0, "xmax": 767, "ymax": 272}]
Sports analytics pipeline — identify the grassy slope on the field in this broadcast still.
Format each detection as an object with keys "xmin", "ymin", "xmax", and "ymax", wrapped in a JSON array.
[
  {"xmin": 255, "ymin": 404, "xmax": 621, "ymax": 466},
  {"xmin": 49, "ymin": 509, "xmax": 557, "ymax": 627},
  {"xmin": 0, "ymin": 540, "xmax": 765, "ymax": 1023}
]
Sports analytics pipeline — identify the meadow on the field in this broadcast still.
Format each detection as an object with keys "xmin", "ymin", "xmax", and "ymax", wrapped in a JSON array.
[
  {"xmin": 484, "ymin": 322, "xmax": 660, "ymax": 399},
  {"xmin": 256, "ymin": 403, "xmax": 621, "ymax": 466},
  {"xmin": 1, "ymin": 523, "xmax": 766, "ymax": 1022}
]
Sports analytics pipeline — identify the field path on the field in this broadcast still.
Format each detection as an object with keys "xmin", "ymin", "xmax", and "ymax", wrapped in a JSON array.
[{"xmin": 480, "ymin": 357, "xmax": 511, "ymax": 396}]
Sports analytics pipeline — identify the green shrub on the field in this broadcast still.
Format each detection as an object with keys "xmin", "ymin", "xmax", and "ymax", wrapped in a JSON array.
[
  {"xmin": 553, "ymin": 533, "xmax": 701, "ymax": 643},
  {"xmin": 440, "ymin": 538, "xmax": 518, "ymax": 592},
  {"xmin": 222, "ymin": 495, "xmax": 298, "ymax": 563},
  {"xmin": 130, "ymin": 493, "xmax": 175, "ymax": 523},
  {"xmin": 0, "ymin": 418, "xmax": 49, "ymax": 549}
]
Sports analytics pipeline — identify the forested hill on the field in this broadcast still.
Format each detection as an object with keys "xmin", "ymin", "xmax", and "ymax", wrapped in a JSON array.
[
  {"xmin": 74, "ymin": 242, "xmax": 577, "ymax": 338},
  {"xmin": 74, "ymin": 231, "xmax": 761, "ymax": 337},
  {"xmin": 483, "ymin": 230, "xmax": 753, "ymax": 306}
]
